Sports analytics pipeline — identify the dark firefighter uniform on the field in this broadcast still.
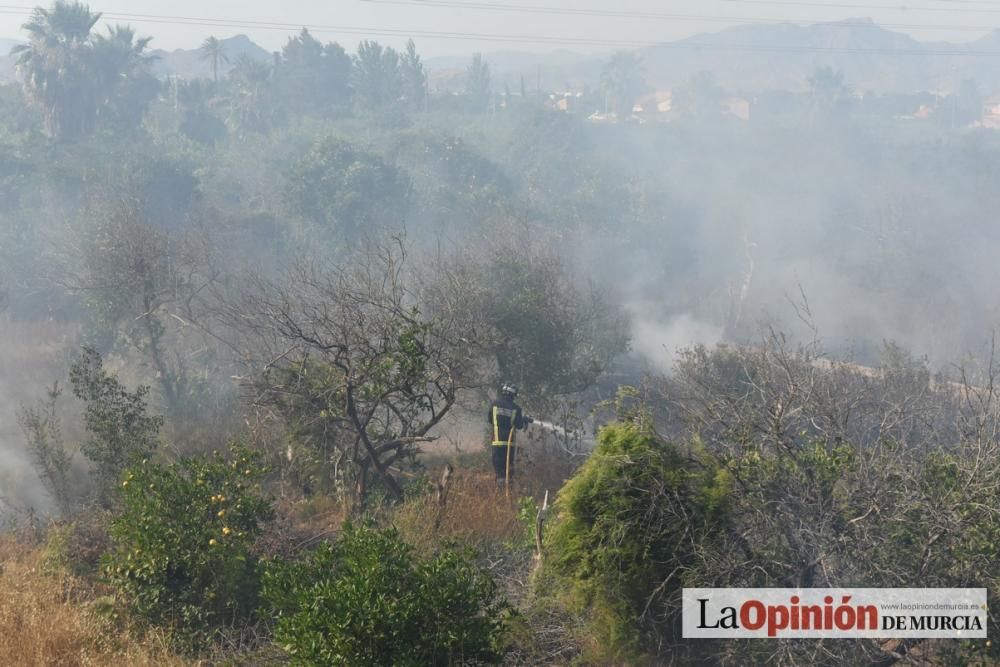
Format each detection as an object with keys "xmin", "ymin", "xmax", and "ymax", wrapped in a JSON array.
[{"xmin": 488, "ymin": 392, "xmax": 529, "ymax": 481}]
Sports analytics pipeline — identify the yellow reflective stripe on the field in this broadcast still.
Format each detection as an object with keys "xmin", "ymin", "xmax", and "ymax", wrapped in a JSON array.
[
  {"xmin": 492, "ymin": 406, "xmax": 499, "ymax": 443},
  {"xmin": 491, "ymin": 404, "xmax": 518, "ymax": 446}
]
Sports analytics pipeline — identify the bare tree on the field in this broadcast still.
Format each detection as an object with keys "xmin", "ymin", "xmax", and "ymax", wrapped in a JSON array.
[
  {"xmin": 637, "ymin": 333, "xmax": 1000, "ymax": 665},
  {"xmin": 67, "ymin": 195, "xmax": 222, "ymax": 423},
  {"xmin": 226, "ymin": 239, "xmax": 483, "ymax": 507}
]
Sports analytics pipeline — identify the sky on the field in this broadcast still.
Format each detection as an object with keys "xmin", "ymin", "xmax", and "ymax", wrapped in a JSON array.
[{"xmin": 1, "ymin": 0, "xmax": 999, "ymax": 56}]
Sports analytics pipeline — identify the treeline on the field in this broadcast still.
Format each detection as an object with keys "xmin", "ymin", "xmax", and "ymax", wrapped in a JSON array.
[{"xmin": 7, "ymin": 1, "xmax": 505, "ymax": 144}]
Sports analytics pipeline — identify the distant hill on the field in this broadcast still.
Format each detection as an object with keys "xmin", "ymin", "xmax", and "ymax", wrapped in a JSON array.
[
  {"xmin": 4, "ymin": 22, "xmax": 1000, "ymax": 93},
  {"xmin": 149, "ymin": 34, "xmax": 271, "ymax": 80},
  {"xmin": 425, "ymin": 20, "xmax": 1000, "ymax": 95},
  {"xmin": 637, "ymin": 19, "xmax": 1000, "ymax": 93}
]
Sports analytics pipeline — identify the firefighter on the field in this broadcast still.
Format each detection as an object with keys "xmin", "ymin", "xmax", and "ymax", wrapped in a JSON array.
[{"xmin": 488, "ymin": 383, "xmax": 532, "ymax": 482}]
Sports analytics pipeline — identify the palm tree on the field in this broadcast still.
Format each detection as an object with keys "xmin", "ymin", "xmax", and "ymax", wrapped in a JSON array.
[
  {"xmin": 92, "ymin": 25, "xmax": 157, "ymax": 129},
  {"xmin": 200, "ymin": 36, "xmax": 228, "ymax": 83},
  {"xmin": 227, "ymin": 55, "xmax": 276, "ymax": 135},
  {"xmin": 12, "ymin": 0, "xmax": 102, "ymax": 138}
]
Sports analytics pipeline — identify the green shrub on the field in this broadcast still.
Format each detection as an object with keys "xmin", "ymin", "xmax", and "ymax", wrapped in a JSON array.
[
  {"xmin": 103, "ymin": 446, "xmax": 274, "ymax": 649},
  {"xmin": 263, "ymin": 523, "xmax": 512, "ymax": 666},
  {"xmin": 17, "ymin": 382, "xmax": 75, "ymax": 514},
  {"xmin": 509, "ymin": 495, "xmax": 539, "ymax": 551},
  {"xmin": 537, "ymin": 421, "xmax": 729, "ymax": 663},
  {"xmin": 69, "ymin": 346, "xmax": 163, "ymax": 501}
]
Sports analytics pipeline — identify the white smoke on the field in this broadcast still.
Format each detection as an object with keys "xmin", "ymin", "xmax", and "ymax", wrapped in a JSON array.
[{"xmin": 629, "ymin": 310, "xmax": 724, "ymax": 374}]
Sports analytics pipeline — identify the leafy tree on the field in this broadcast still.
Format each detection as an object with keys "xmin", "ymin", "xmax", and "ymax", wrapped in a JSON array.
[
  {"xmin": 352, "ymin": 40, "xmax": 402, "ymax": 109},
  {"xmin": 263, "ymin": 524, "xmax": 511, "ymax": 666},
  {"xmin": 600, "ymin": 50, "xmax": 645, "ymax": 117},
  {"xmin": 69, "ymin": 346, "xmax": 163, "ymax": 500},
  {"xmin": 399, "ymin": 39, "xmax": 426, "ymax": 111},
  {"xmin": 284, "ymin": 137, "xmax": 410, "ymax": 244},
  {"xmin": 104, "ymin": 446, "xmax": 274, "ymax": 649},
  {"xmin": 278, "ymin": 29, "xmax": 352, "ymax": 115},
  {"xmin": 75, "ymin": 183, "xmax": 209, "ymax": 419},
  {"xmin": 385, "ymin": 130, "xmax": 512, "ymax": 236},
  {"xmin": 199, "ymin": 35, "xmax": 228, "ymax": 83},
  {"xmin": 436, "ymin": 240, "xmax": 628, "ymax": 402},
  {"xmin": 465, "ymin": 53, "xmax": 492, "ymax": 113}
]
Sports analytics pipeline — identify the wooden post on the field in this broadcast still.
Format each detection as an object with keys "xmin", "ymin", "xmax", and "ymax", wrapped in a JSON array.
[
  {"xmin": 433, "ymin": 463, "xmax": 454, "ymax": 531},
  {"xmin": 534, "ymin": 489, "xmax": 549, "ymax": 561}
]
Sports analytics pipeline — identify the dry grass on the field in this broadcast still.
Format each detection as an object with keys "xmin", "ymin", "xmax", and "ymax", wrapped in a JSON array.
[
  {"xmin": 393, "ymin": 441, "xmax": 580, "ymax": 553},
  {"xmin": 0, "ymin": 536, "xmax": 187, "ymax": 667},
  {"xmin": 392, "ymin": 468, "xmax": 526, "ymax": 555}
]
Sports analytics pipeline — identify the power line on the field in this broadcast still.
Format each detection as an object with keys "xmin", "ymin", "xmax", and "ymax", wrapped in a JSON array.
[
  {"xmin": 721, "ymin": 0, "xmax": 1000, "ymax": 14},
  {"xmin": 390, "ymin": 0, "xmax": 1000, "ymax": 13},
  {"xmin": 361, "ymin": 0, "xmax": 1000, "ymax": 33},
  {"xmin": 4, "ymin": 5, "xmax": 1000, "ymax": 56},
  {"xmin": 0, "ymin": 6, "xmax": 637, "ymax": 46}
]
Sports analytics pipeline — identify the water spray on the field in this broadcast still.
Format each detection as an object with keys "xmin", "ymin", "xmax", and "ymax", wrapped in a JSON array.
[
  {"xmin": 528, "ymin": 418, "xmax": 595, "ymax": 452},
  {"xmin": 531, "ymin": 419, "xmax": 568, "ymax": 437}
]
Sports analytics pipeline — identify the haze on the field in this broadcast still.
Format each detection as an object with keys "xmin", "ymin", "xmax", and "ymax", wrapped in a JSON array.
[
  {"xmin": 5, "ymin": 0, "xmax": 1000, "ymax": 662},
  {"xmin": 3, "ymin": 0, "xmax": 1000, "ymax": 54}
]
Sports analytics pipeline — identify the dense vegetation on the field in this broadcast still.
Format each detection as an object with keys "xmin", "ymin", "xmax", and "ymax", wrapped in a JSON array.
[{"xmin": 3, "ymin": 1, "xmax": 1000, "ymax": 665}]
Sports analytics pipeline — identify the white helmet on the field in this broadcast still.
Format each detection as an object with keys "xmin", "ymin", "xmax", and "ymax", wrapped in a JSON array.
[{"xmin": 501, "ymin": 383, "xmax": 518, "ymax": 397}]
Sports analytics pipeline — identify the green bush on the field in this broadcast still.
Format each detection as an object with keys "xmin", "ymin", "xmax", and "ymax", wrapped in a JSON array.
[
  {"xmin": 538, "ymin": 421, "xmax": 729, "ymax": 663},
  {"xmin": 263, "ymin": 523, "xmax": 512, "ymax": 666},
  {"xmin": 103, "ymin": 446, "xmax": 274, "ymax": 649},
  {"xmin": 69, "ymin": 346, "xmax": 163, "ymax": 501}
]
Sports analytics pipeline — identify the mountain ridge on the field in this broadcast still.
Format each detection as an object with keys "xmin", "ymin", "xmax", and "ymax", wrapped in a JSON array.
[{"xmin": 3, "ymin": 22, "xmax": 1000, "ymax": 92}]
